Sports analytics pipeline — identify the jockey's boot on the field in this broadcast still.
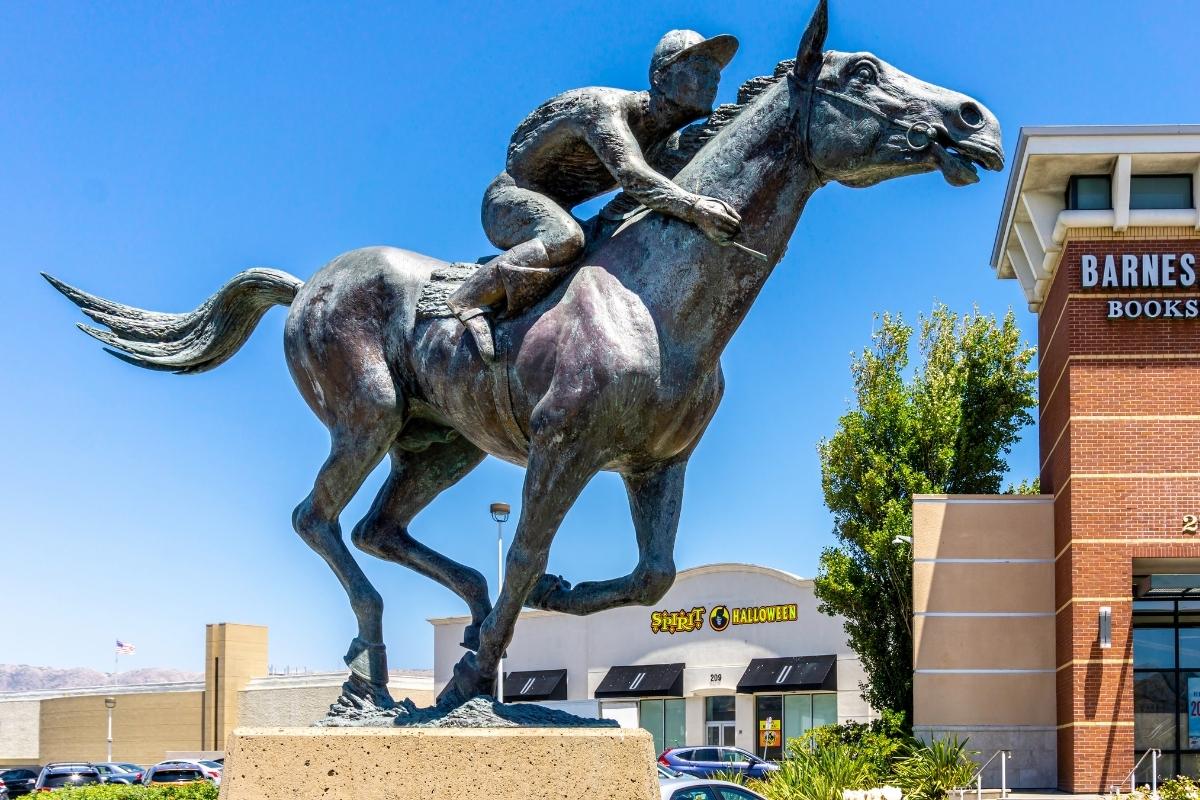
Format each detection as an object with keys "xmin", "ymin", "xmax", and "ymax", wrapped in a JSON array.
[
  {"xmin": 447, "ymin": 240, "xmax": 557, "ymax": 363},
  {"xmin": 446, "ymin": 263, "xmax": 505, "ymax": 363}
]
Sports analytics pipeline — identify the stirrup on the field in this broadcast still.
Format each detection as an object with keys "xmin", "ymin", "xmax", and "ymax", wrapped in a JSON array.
[{"xmin": 450, "ymin": 305, "xmax": 496, "ymax": 363}]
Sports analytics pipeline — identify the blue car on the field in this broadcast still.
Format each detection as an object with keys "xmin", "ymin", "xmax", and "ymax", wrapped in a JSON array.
[{"xmin": 659, "ymin": 747, "xmax": 778, "ymax": 779}]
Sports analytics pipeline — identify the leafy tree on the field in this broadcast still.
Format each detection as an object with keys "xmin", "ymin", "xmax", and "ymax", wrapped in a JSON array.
[{"xmin": 815, "ymin": 305, "xmax": 1037, "ymax": 718}]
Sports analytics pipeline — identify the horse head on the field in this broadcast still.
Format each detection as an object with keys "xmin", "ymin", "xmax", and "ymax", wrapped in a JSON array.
[{"xmin": 793, "ymin": 0, "xmax": 1004, "ymax": 189}]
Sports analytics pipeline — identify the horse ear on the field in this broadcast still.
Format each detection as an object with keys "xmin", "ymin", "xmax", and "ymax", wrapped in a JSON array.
[{"xmin": 794, "ymin": 0, "xmax": 828, "ymax": 84}]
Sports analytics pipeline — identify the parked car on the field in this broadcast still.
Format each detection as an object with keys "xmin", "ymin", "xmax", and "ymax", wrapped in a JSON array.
[
  {"xmin": 0, "ymin": 768, "xmax": 39, "ymax": 797},
  {"xmin": 92, "ymin": 763, "xmax": 142, "ymax": 784},
  {"xmin": 659, "ymin": 747, "xmax": 778, "ymax": 779},
  {"xmin": 141, "ymin": 764, "xmax": 207, "ymax": 785},
  {"xmin": 0, "ymin": 779, "xmax": 9, "ymax": 799},
  {"xmin": 658, "ymin": 776, "xmax": 768, "ymax": 800},
  {"xmin": 154, "ymin": 759, "xmax": 220, "ymax": 784},
  {"xmin": 33, "ymin": 763, "xmax": 102, "ymax": 791}
]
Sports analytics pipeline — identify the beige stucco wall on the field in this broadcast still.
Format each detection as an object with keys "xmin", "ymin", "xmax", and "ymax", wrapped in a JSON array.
[
  {"xmin": 914, "ymin": 673, "xmax": 1057, "ymax": 726},
  {"xmin": 0, "ymin": 699, "xmax": 40, "ymax": 766},
  {"xmin": 912, "ymin": 495, "xmax": 1057, "ymax": 788},
  {"xmin": 38, "ymin": 688, "xmax": 203, "ymax": 766}
]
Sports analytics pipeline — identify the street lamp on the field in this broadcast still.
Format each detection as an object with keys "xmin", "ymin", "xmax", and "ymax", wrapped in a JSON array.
[
  {"xmin": 104, "ymin": 697, "xmax": 116, "ymax": 762},
  {"xmin": 490, "ymin": 502, "xmax": 511, "ymax": 703}
]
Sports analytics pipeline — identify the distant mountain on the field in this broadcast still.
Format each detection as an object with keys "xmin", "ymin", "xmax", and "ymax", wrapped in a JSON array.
[{"xmin": 0, "ymin": 664, "xmax": 203, "ymax": 693}]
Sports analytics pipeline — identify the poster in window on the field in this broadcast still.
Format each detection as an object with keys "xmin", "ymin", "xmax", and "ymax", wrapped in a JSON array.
[
  {"xmin": 759, "ymin": 717, "xmax": 781, "ymax": 748},
  {"xmin": 1189, "ymin": 677, "xmax": 1200, "ymax": 748}
]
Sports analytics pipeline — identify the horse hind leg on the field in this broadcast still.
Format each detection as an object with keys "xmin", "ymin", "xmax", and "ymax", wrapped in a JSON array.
[
  {"xmin": 351, "ymin": 426, "xmax": 492, "ymax": 653},
  {"xmin": 292, "ymin": 402, "xmax": 403, "ymax": 713}
]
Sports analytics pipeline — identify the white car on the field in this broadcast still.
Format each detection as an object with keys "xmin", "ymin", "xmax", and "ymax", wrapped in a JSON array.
[{"xmin": 659, "ymin": 775, "xmax": 768, "ymax": 800}]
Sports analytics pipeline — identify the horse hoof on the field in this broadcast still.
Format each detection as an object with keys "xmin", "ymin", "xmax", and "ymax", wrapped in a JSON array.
[
  {"xmin": 436, "ymin": 652, "xmax": 495, "ymax": 706},
  {"xmin": 329, "ymin": 673, "xmax": 396, "ymax": 716},
  {"xmin": 460, "ymin": 623, "xmax": 481, "ymax": 651}
]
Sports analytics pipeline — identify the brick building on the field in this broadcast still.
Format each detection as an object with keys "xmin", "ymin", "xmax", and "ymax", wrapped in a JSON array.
[{"xmin": 913, "ymin": 125, "xmax": 1200, "ymax": 792}]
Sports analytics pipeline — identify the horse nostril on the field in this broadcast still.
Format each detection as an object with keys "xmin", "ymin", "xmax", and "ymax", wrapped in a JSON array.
[{"xmin": 957, "ymin": 102, "xmax": 985, "ymax": 130}]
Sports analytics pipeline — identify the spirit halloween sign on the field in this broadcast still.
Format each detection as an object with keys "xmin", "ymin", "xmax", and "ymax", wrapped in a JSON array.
[{"xmin": 650, "ymin": 603, "xmax": 799, "ymax": 635}]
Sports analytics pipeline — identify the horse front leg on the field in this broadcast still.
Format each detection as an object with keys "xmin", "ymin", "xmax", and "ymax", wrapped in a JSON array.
[
  {"xmin": 438, "ymin": 436, "xmax": 600, "ymax": 703},
  {"xmin": 526, "ymin": 457, "xmax": 686, "ymax": 614}
]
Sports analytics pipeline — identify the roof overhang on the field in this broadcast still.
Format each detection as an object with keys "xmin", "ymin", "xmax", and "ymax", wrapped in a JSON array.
[{"xmin": 991, "ymin": 125, "xmax": 1200, "ymax": 311}]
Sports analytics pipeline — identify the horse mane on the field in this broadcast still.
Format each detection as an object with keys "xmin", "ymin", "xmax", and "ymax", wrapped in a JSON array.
[
  {"xmin": 676, "ymin": 58, "xmax": 797, "ymax": 158},
  {"xmin": 599, "ymin": 59, "xmax": 796, "ymax": 220}
]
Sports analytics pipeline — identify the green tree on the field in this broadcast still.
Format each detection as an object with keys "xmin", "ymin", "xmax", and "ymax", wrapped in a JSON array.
[{"xmin": 815, "ymin": 305, "xmax": 1037, "ymax": 718}]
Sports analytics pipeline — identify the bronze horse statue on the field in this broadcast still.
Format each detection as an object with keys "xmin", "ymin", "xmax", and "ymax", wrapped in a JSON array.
[{"xmin": 46, "ymin": 0, "xmax": 1003, "ymax": 713}]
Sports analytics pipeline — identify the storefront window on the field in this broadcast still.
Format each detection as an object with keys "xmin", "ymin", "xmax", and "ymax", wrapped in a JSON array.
[
  {"xmin": 1179, "ymin": 630, "xmax": 1200, "ymax": 668},
  {"xmin": 640, "ymin": 698, "xmax": 685, "ymax": 754},
  {"xmin": 1135, "ymin": 600, "xmax": 1200, "ymax": 778},
  {"xmin": 756, "ymin": 693, "xmax": 838, "ymax": 760},
  {"xmin": 755, "ymin": 695, "xmax": 784, "ymax": 761},
  {"xmin": 706, "ymin": 696, "xmax": 736, "ymax": 746},
  {"xmin": 1135, "ymin": 628, "xmax": 1176, "ymax": 669}
]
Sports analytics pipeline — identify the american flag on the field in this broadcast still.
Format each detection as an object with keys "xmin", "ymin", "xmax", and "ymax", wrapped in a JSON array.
[{"xmin": 115, "ymin": 640, "xmax": 136, "ymax": 655}]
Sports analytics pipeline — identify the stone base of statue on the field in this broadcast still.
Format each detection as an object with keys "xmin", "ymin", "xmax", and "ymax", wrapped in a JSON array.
[{"xmin": 218, "ymin": 726, "xmax": 659, "ymax": 800}]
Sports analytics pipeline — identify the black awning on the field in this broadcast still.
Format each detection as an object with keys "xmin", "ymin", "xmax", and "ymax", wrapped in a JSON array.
[
  {"xmin": 736, "ymin": 655, "xmax": 837, "ymax": 694},
  {"xmin": 503, "ymin": 669, "xmax": 567, "ymax": 702},
  {"xmin": 594, "ymin": 663, "xmax": 685, "ymax": 698}
]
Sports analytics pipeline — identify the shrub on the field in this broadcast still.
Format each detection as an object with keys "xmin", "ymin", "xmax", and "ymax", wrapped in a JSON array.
[
  {"xmin": 52, "ymin": 782, "xmax": 219, "ymax": 800},
  {"xmin": 805, "ymin": 710, "xmax": 913, "ymax": 786},
  {"xmin": 893, "ymin": 737, "xmax": 978, "ymax": 800},
  {"xmin": 754, "ymin": 740, "xmax": 874, "ymax": 800}
]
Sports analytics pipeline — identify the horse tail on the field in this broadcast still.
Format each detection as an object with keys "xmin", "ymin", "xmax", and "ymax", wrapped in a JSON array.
[{"xmin": 42, "ymin": 268, "xmax": 303, "ymax": 374}]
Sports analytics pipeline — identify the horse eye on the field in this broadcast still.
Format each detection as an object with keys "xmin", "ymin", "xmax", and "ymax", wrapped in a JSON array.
[{"xmin": 854, "ymin": 66, "xmax": 875, "ymax": 83}]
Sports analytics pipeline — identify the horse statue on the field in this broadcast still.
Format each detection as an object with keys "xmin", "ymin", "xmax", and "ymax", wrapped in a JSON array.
[{"xmin": 45, "ymin": 0, "xmax": 1003, "ymax": 714}]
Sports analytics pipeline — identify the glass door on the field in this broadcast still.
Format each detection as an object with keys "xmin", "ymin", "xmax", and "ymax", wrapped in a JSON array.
[{"xmin": 706, "ymin": 696, "xmax": 736, "ymax": 746}]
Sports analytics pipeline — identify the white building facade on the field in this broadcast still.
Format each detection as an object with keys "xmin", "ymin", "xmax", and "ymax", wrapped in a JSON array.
[{"xmin": 431, "ymin": 563, "xmax": 875, "ymax": 756}]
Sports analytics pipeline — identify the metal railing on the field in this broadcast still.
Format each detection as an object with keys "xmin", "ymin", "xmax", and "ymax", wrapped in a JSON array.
[
  {"xmin": 1110, "ymin": 749, "xmax": 1161, "ymax": 798},
  {"xmin": 953, "ymin": 749, "xmax": 1011, "ymax": 800}
]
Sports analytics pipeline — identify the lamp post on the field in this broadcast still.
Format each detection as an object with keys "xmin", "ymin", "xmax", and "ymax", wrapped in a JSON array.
[
  {"xmin": 104, "ymin": 696, "xmax": 116, "ymax": 762},
  {"xmin": 490, "ymin": 502, "xmax": 511, "ymax": 703}
]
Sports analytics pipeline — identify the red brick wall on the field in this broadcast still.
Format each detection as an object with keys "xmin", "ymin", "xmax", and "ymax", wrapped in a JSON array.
[{"xmin": 1039, "ymin": 236, "xmax": 1200, "ymax": 791}]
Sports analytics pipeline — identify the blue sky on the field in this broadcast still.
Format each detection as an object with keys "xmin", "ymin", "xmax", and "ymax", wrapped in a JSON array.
[{"xmin": 2, "ymin": 0, "xmax": 1197, "ymax": 674}]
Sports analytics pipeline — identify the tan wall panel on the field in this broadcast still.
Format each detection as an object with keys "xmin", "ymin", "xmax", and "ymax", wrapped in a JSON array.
[
  {"xmin": 914, "ymin": 562, "xmax": 1055, "ymax": 614},
  {"xmin": 205, "ymin": 623, "xmax": 269, "ymax": 752},
  {"xmin": 913, "ymin": 498, "xmax": 1054, "ymax": 560},
  {"xmin": 914, "ymin": 672, "xmax": 1056, "ymax": 726},
  {"xmin": 38, "ymin": 691, "xmax": 202, "ymax": 766},
  {"xmin": 914, "ymin": 616, "xmax": 1055, "ymax": 670},
  {"xmin": 239, "ymin": 684, "xmax": 435, "ymax": 728}
]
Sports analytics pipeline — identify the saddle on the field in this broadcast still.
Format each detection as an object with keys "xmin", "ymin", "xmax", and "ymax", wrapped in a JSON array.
[{"xmin": 415, "ymin": 261, "xmax": 491, "ymax": 320}]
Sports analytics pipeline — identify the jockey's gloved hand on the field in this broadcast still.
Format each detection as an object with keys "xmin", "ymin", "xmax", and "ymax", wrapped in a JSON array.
[{"xmin": 690, "ymin": 195, "xmax": 742, "ymax": 243}]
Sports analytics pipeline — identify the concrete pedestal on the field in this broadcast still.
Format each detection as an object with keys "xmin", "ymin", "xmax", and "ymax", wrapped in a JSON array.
[{"xmin": 218, "ymin": 726, "xmax": 659, "ymax": 800}]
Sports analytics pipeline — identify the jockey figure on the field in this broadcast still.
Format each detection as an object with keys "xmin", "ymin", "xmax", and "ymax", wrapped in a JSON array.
[{"xmin": 447, "ymin": 29, "xmax": 744, "ymax": 361}]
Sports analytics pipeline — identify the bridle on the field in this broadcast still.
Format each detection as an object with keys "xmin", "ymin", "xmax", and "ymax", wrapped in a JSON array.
[{"xmin": 788, "ymin": 66, "xmax": 950, "ymax": 184}]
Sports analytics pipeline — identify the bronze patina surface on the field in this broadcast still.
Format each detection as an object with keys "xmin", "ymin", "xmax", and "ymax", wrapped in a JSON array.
[{"xmin": 46, "ymin": 0, "xmax": 1003, "ymax": 719}]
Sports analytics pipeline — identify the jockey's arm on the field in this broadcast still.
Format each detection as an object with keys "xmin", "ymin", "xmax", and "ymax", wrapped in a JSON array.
[{"xmin": 584, "ymin": 115, "xmax": 700, "ymax": 224}]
